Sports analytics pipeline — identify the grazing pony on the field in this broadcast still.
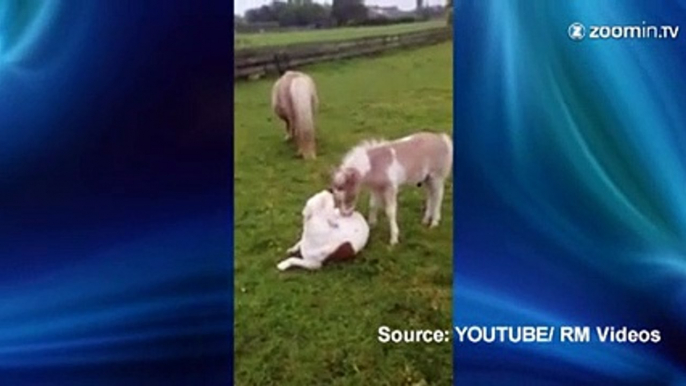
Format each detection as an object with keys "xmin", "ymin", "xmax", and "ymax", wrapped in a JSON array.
[
  {"xmin": 278, "ymin": 189, "xmax": 369, "ymax": 271},
  {"xmin": 331, "ymin": 131, "xmax": 453, "ymax": 245},
  {"xmin": 271, "ymin": 71, "xmax": 318, "ymax": 160}
]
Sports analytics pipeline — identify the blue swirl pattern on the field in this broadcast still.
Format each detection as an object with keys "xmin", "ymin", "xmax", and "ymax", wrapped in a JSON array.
[
  {"xmin": 0, "ymin": 1, "xmax": 232, "ymax": 385},
  {"xmin": 454, "ymin": 1, "xmax": 686, "ymax": 384}
]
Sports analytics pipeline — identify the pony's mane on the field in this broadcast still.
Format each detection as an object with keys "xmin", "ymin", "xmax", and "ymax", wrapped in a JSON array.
[{"xmin": 341, "ymin": 138, "xmax": 388, "ymax": 167}]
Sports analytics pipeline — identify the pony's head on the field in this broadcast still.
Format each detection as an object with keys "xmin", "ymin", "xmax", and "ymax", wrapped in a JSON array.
[{"xmin": 330, "ymin": 167, "xmax": 361, "ymax": 217}]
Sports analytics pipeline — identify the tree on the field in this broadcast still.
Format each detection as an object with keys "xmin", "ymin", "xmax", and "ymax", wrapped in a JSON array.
[
  {"xmin": 446, "ymin": 0, "xmax": 453, "ymax": 26},
  {"xmin": 245, "ymin": 0, "xmax": 331, "ymax": 27},
  {"xmin": 331, "ymin": 0, "xmax": 367, "ymax": 26},
  {"xmin": 245, "ymin": 4, "xmax": 277, "ymax": 23}
]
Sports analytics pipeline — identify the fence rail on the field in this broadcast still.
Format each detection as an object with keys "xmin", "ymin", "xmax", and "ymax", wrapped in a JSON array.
[{"xmin": 234, "ymin": 27, "xmax": 451, "ymax": 80}]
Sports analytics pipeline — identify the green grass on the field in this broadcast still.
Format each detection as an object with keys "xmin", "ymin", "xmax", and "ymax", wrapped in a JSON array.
[
  {"xmin": 234, "ymin": 42, "xmax": 453, "ymax": 386},
  {"xmin": 235, "ymin": 20, "xmax": 446, "ymax": 49}
]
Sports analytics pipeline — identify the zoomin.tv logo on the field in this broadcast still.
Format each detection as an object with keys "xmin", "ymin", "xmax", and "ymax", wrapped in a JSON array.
[
  {"xmin": 568, "ymin": 21, "xmax": 680, "ymax": 41},
  {"xmin": 568, "ymin": 22, "xmax": 585, "ymax": 40}
]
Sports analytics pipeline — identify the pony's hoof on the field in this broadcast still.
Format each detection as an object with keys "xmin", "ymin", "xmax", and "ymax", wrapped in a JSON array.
[
  {"xmin": 429, "ymin": 220, "xmax": 440, "ymax": 228},
  {"xmin": 422, "ymin": 217, "xmax": 431, "ymax": 226},
  {"xmin": 298, "ymin": 150, "xmax": 316, "ymax": 160}
]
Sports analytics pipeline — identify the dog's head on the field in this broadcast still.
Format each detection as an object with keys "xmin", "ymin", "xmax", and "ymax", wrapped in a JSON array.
[{"xmin": 302, "ymin": 190, "xmax": 336, "ymax": 222}]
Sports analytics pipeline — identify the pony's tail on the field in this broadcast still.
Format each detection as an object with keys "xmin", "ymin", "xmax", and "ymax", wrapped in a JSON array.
[{"xmin": 290, "ymin": 77, "xmax": 316, "ymax": 160}]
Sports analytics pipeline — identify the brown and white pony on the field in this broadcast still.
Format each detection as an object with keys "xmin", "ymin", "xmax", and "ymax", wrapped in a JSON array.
[
  {"xmin": 331, "ymin": 131, "xmax": 453, "ymax": 245},
  {"xmin": 271, "ymin": 70, "xmax": 318, "ymax": 160}
]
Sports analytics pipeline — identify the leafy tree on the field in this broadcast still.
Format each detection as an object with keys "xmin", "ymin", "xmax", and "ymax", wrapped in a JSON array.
[
  {"xmin": 446, "ymin": 0, "xmax": 453, "ymax": 26},
  {"xmin": 331, "ymin": 0, "xmax": 367, "ymax": 26},
  {"xmin": 245, "ymin": 0, "xmax": 331, "ymax": 27},
  {"xmin": 245, "ymin": 5, "xmax": 276, "ymax": 23}
]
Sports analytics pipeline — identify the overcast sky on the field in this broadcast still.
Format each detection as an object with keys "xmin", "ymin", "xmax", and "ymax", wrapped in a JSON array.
[{"xmin": 234, "ymin": 0, "xmax": 446, "ymax": 16}]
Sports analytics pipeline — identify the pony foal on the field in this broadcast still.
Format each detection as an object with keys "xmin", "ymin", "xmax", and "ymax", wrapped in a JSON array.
[
  {"xmin": 271, "ymin": 70, "xmax": 318, "ymax": 160},
  {"xmin": 331, "ymin": 131, "xmax": 453, "ymax": 245},
  {"xmin": 278, "ymin": 189, "xmax": 369, "ymax": 271}
]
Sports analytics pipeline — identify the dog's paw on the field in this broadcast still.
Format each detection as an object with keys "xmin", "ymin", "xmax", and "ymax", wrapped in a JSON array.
[{"xmin": 277, "ymin": 261, "xmax": 290, "ymax": 271}]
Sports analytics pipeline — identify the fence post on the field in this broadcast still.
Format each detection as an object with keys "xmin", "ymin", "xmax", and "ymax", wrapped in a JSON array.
[{"xmin": 273, "ymin": 52, "xmax": 291, "ymax": 76}]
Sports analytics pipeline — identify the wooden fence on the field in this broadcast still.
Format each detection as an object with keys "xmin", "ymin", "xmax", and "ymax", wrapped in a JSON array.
[{"xmin": 234, "ymin": 27, "xmax": 451, "ymax": 80}]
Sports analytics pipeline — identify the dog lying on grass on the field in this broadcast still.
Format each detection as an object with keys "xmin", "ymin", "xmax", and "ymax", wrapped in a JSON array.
[{"xmin": 277, "ymin": 189, "xmax": 369, "ymax": 271}]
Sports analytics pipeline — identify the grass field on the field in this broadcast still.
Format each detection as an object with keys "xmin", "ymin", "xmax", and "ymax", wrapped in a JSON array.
[
  {"xmin": 235, "ymin": 20, "xmax": 446, "ymax": 48},
  {"xmin": 234, "ymin": 42, "xmax": 453, "ymax": 385}
]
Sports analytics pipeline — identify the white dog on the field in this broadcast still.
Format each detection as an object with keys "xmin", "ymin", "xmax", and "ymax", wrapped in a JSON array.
[{"xmin": 277, "ymin": 189, "xmax": 369, "ymax": 271}]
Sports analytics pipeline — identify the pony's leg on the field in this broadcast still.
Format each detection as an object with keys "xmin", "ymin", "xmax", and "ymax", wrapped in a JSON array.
[
  {"xmin": 422, "ymin": 179, "xmax": 435, "ymax": 225},
  {"xmin": 299, "ymin": 131, "xmax": 316, "ymax": 160},
  {"xmin": 284, "ymin": 119, "xmax": 293, "ymax": 141},
  {"xmin": 277, "ymin": 257, "xmax": 322, "ymax": 271},
  {"xmin": 368, "ymin": 192, "xmax": 382, "ymax": 226},
  {"xmin": 297, "ymin": 139, "xmax": 307, "ymax": 159},
  {"xmin": 294, "ymin": 130, "xmax": 308, "ymax": 159},
  {"xmin": 428, "ymin": 178, "xmax": 445, "ymax": 228},
  {"xmin": 384, "ymin": 187, "xmax": 399, "ymax": 245}
]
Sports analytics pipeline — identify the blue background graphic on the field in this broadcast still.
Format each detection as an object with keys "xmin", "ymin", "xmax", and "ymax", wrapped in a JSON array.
[
  {"xmin": 453, "ymin": 1, "xmax": 686, "ymax": 385},
  {"xmin": 0, "ymin": 1, "xmax": 232, "ymax": 385}
]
